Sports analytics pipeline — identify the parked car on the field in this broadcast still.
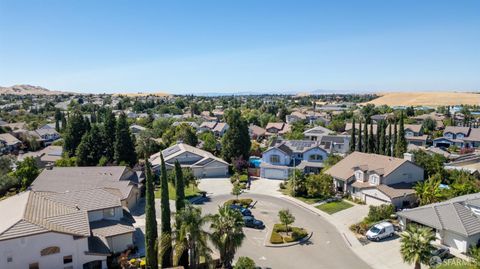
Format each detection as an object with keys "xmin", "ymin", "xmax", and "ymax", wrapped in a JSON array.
[
  {"xmin": 230, "ymin": 204, "xmax": 252, "ymax": 216},
  {"xmin": 366, "ymin": 222, "xmax": 395, "ymax": 241},
  {"xmin": 431, "ymin": 246, "xmax": 450, "ymax": 259},
  {"xmin": 243, "ymin": 216, "xmax": 265, "ymax": 229}
]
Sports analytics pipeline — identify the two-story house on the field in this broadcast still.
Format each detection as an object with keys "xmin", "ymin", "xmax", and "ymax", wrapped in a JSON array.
[
  {"xmin": 198, "ymin": 121, "xmax": 229, "ymax": 137},
  {"xmin": 0, "ymin": 189, "xmax": 135, "ymax": 269},
  {"xmin": 34, "ymin": 126, "xmax": 61, "ymax": 145},
  {"xmin": 325, "ymin": 152, "xmax": 424, "ymax": 208},
  {"xmin": 260, "ymin": 140, "xmax": 330, "ymax": 179},
  {"xmin": 0, "ymin": 133, "xmax": 22, "ymax": 155},
  {"xmin": 404, "ymin": 124, "xmax": 429, "ymax": 146},
  {"xmin": 433, "ymin": 126, "xmax": 480, "ymax": 148}
]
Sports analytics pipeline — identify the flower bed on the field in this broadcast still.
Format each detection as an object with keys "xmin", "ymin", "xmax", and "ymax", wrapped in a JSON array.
[
  {"xmin": 224, "ymin": 198, "xmax": 253, "ymax": 208},
  {"xmin": 269, "ymin": 224, "xmax": 308, "ymax": 244}
]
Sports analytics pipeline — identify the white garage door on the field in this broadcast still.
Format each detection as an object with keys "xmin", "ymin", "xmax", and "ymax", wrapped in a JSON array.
[
  {"xmin": 364, "ymin": 195, "xmax": 389, "ymax": 206},
  {"xmin": 202, "ymin": 166, "xmax": 228, "ymax": 178},
  {"xmin": 263, "ymin": 168, "xmax": 287, "ymax": 180}
]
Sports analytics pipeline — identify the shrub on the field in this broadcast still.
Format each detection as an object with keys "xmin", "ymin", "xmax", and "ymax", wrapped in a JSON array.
[
  {"xmin": 291, "ymin": 227, "xmax": 308, "ymax": 240},
  {"xmin": 349, "ymin": 221, "xmax": 370, "ymax": 235},
  {"xmin": 234, "ymin": 257, "xmax": 256, "ymax": 269},
  {"xmin": 239, "ymin": 174, "xmax": 248, "ymax": 183},
  {"xmin": 279, "ymin": 181, "xmax": 286, "ymax": 189},
  {"xmin": 366, "ymin": 204, "xmax": 395, "ymax": 223},
  {"xmin": 270, "ymin": 231, "xmax": 283, "ymax": 244},
  {"xmin": 224, "ymin": 198, "xmax": 253, "ymax": 207}
]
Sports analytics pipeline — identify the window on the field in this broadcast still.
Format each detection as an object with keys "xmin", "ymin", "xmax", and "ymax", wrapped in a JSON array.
[
  {"xmin": 308, "ymin": 154, "xmax": 323, "ymax": 161},
  {"xmin": 40, "ymin": 246, "xmax": 60, "ymax": 256},
  {"xmin": 64, "ymin": 255, "xmax": 73, "ymax": 264},
  {"xmin": 369, "ymin": 175, "xmax": 379, "ymax": 185},
  {"xmin": 103, "ymin": 208, "xmax": 115, "ymax": 218},
  {"xmin": 270, "ymin": 154, "xmax": 280, "ymax": 164},
  {"xmin": 7, "ymin": 256, "xmax": 12, "ymax": 263},
  {"xmin": 355, "ymin": 171, "xmax": 363, "ymax": 181},
  {"xmin": 29, "ymin": 263, "xmax": 39, "ymax": 269}
]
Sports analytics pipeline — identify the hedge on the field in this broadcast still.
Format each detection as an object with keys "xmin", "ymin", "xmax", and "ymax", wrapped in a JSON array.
[
  {"xmin": 270, "ymin": 231, "xmax": 284, "ymax": 244},
  {"xmin": 224, "ymin": 198, "xmax": 253, "ymax": 207}
]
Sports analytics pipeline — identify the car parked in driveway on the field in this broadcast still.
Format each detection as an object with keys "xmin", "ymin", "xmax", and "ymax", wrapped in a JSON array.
[
  {"xmin": 243, "ymin": 216, "xmax": 265, "ymax": 229},
  {"xmin": 366, "ymin": 222, "xmax": 395, "ymax": 241},
  {"xmin": 230, "ymin": 204, "xmax": 252, "ymax": 216}
]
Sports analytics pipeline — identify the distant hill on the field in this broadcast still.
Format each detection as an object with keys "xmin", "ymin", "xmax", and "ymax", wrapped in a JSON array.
[
  {"xmin": 364, "ymin": 92, "xmax": 480, "ymax": 107},
  {"xmin": 0, "ymin": 85, "xmax": 70, "ymax": 95},
  {"xmin": 113, "ymin": 92, "xmax": 172, "ymax": 97}
]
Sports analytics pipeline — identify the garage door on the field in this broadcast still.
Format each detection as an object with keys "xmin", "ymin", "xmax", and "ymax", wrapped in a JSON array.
[
  {"xmin": 364, "ymin": 194, "xmax": 389, "ymax": 206},
  {"xmin": 202, "ymin": 166, "xmax": 228, "ymax": 178},
  {"xmin": 263, "ymin": 168, "xmax": 287, "ymax": 180}
]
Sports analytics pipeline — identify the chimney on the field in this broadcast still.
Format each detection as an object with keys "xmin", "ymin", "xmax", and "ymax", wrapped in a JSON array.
[{"xmin": 403, "ymin": 153, "xmax": 414, "ymax": 162}]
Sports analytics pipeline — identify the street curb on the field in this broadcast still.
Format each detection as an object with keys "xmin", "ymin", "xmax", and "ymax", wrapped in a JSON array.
[{"xmin": 265, "ymin": 232, "xmax": 314, "ymax": 248}]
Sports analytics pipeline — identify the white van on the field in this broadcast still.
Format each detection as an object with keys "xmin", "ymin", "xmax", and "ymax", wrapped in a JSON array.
[{"xmin": 366, "ymin": 222, "xmax": 395, "ymax": 241}]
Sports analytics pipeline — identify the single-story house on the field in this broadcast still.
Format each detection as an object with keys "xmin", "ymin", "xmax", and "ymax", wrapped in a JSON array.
[
  {"xmin": 398, "ymin": 193, "xmax": 480, "ymax": 253},
  {"xmin": 149, "ymin": 143, "xmax": 229, "ymax": 178}
]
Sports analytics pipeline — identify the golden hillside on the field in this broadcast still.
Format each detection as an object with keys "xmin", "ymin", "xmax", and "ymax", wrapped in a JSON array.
[{"xmin": 364, "ymin": 92, "xmax": 480, "ymax": 107}]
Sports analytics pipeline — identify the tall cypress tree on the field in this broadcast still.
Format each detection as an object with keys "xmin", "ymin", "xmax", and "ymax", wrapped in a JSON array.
[
  {"xmin": 221, "ymin": 109, "xmax": 251, "ymax": 163},
  {"xmin": 145, "ymin": 158, "xmax": 158, "ymax": 269},
  {"xmin": 350, "ymin": 118, "xmax": 356, "ymax": 152},
  {"xmin": 357, "ymin": 120, "xmax": 363, "ymax": 152},
  {"xmin": 103, "ymin": 109, "xmax": 117, "ymax": 162},
  {"xmin": 61, "ymin": 112, "xmax": 67, "ymax": 133},
  {"xmin": 174, "ymin": 161, "xmax": 188, "ymax": 267},
  {"xmin": 379, "ymin": 121, "xmax": 386, "ymax": 155},
  {"xmin": 363, "ymin": 122, "xmax": 368, "ymax": 153},
  {"xmin": 76, "ymin": 125, "xmax": 105, "ymax": 166},
  {"xmin": 386, "ymin": 123, "xmax": 392, "ymax": 156},
  {"xmin": 395, "ymin": 111, "xmax": 407, "ymax": 158},
  {"xmin": 368, "ymin": 123, "xmax": 375, "ymax": 153},
  {"xmin": 160, "ymin": 153, "xmax": 173, "ymax": 268},
  {"xmin": 114, "ymin": 113, "xmax": 137, "ymax": 167},
  {"xmin": 375, "ymin": 121, "xmax": 382, "ymax": 154},
  {"xmin": 63, "ymin": 110, "xmax": 87, "ymax": 157},
  {"xmin": 393, "ymin": 119, "xmax": 398, "ymax": 157}
]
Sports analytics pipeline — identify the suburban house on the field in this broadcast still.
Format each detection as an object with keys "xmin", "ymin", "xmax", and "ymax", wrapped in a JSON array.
[
  {"xmin": 260, "ymin": 140, "xmax": 330, "ymax": 180},
  {"xmin": 397, "ymin": 193, "xmax": 480, "ymax": 253},
  {"xmin": 17, "ymin": 145, "xmax": 63, "ymax": 168},
  {"xmin": 129, "ymin": 124, "xmax": 147, "ymax": 135},
  {"xmin": 265, "ymin": 122, "xmax": 291, "ymax": 137},
  {"xmin": 319, "ymin": 135, "xmax": 351, "ymax": 154},
  {"xmin": 249, "ymin": 124, "xmax": 266, "ymax": 141},
  {"xmin": 199, "ymin": 121, "xmax": 229, "ymax": 137},
  {"xmin": 29, "ymin": 166, "xmax": 142, "ymax": 211},
  {"xmin": 370, "ymin": 113, "xmax": 394, "ymax": 124},
  {"xmin": 433, "ymin": 126, "xmax": 480, "ymax": 148},
  {"xmin": 303, "ymin": 126, "xmax": 334, "ymax": 141},
  {"xmin": 325, "ymin": 152, "xmax": 424, "ymax": 208},
  {"xmin": 0, "ymin": 133, "xmax": 22, "ymax": 155},
  {"xmin": 172, "ymin": 121, "xmax": 199, "ymax": 129},
  {"xmin": 404, "ymin": 124, "xmax": 429, "ymax": 146},
  {"xmin": 412, "ymin": 112, "xmax": 445, "ymax": 130},
  {"xmin": 0, "ymin": 189, "xmax": 135, "ymax": 269},
  {"xmin": 149, "ymin": 143, "xmax": 229, "ymax": 178},
  {"xmin": 33, "ymin": 127, "xmax": 61, "ymax": 145}
]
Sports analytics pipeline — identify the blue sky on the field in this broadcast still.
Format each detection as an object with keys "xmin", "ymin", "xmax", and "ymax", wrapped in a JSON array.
[{"xmin": 0, "ymin": 0, "xmax": 479, "ymax": 94}]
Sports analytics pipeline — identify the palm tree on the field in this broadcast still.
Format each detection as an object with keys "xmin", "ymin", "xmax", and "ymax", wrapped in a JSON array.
[
  {"xmin": 400, "ymin": 225, "xmax": 435, "ymax": 269},
  {"xmin": 210, "ymin": 205, "xmax": 246, "ymax": 269},
  {"xmin": 414, "ymin": 174, "xmax": 445, "ymax": 206},
  {"xmin": 174, "ymin": 204, "xmax": 212, "ymax": 269}
]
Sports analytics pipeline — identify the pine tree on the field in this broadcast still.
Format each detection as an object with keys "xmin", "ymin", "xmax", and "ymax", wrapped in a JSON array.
[
  {"xmin": 145, "ymin": 158, "xmax": 158, "ymax": 269},
  {"xmin": 103, "ymin": 109, "xmax": 117, "ymax": 162},
  {"xmin": 350, "ymin": 118, "xmax": 356, "ymax": 152},
  {"xmin": 114, "ymin": 113, "xmax": 137, "ymax": 167},
  {"xmin": 395, "ymin": 111, "xmax": 407, "ymax": 158},
  {"xmin": 61, "ymin": 113, "xmax": 67, "ymax": 132},
  {"xmin": 160, "ymin": 153, "xmax": 173, "ymax": 268},
  {"xmin": 221, "ymin": 109, "xmax": 251, "ymax": 163},
  {"xmin": 386, "ymin": 123, "xmax": 392, "ymax": 156},
  {"xmin": 76, "ymin": 125, "xmax": 105, "ymax": 166},
  {"xmin": 368, "ymin": 123, "xmax": 375, "ymax": 153},
  {"xmin": 174, "ymin": 161, "xmax": 188, "ymax": 268},
  {"xmin": 363, "ymin": 121, "xmax": 368, "ymax": 153},
  {"xmin": 63, "ymin": 110, "xmax": 87, "ymax": 157},
  {"xmin": 357, "ymin": 120, "xmax": 363, "ymax": 152}
]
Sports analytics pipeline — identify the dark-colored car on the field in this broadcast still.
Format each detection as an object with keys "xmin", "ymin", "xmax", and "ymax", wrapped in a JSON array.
[
  {"xmin": 230, "ymin": 204, "xmax": 252, "ymax": 216},
  {"xmin": 431, "ymin": 246, "xmax": 450, "ymax": 259},
  {"xmin": 243, "ymin": 216, "xmax": 265, "ymax": 229}
]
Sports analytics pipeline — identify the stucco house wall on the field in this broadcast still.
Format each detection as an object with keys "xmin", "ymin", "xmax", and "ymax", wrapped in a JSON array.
[
  {"xmin": 106, "ymin": 233, "xmax": 134, "ymax": 253},
  {"xmin": 382, "ymin": 162, "xmax": 424, "ymax": 185},
  {"xmin": 0, "ymin": 232, "xmax": 107, "ymax": 269},
  {"xmin": 303, "ymin": 147, "xmax": 328, "ymax": 162},
  {"xmin": 262, "ymin": 148, "xmax": 290, "ymax": 166}
]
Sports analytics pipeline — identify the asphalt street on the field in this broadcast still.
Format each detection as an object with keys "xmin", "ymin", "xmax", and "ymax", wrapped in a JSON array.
[{"xmin": 197, "ymin": 193, "xmax": 371, "ymax": 269}]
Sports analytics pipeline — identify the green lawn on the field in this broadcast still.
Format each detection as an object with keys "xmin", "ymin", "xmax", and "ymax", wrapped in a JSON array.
[
  {"xmin": 279, "ymin": 189, "xmax": 324, "ymax": 205},
  {"xmin": 316, "ymin": 200, "xmax": 354, "ymax": 215},
  {"xmin": 154, "ymin": 182, "xmax": 202, "ymax": 200}
]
